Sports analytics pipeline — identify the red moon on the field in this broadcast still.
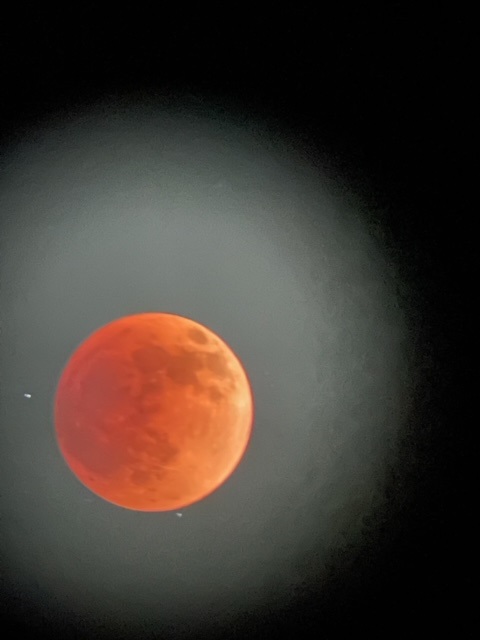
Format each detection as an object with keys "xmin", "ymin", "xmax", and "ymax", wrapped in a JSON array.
[{"xmin": 54, "ymin": 313, "xmax": 254, "ymax": 511}]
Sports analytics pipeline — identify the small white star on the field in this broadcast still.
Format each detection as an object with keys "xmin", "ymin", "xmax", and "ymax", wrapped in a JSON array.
[{"xmin": 24, "ymin": 393, "xmax": 32, "ymax": 398}]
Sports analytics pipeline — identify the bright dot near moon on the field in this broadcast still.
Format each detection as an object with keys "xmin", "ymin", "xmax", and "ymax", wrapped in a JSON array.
[{"xmin": 54, "ymin": 312, "xmax": 254, "ymax": 511}]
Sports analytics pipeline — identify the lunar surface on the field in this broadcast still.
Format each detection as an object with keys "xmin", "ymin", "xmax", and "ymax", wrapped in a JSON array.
[{"xmin": 54, "ymin": 313, "xmax": 254, "ymax": 511}]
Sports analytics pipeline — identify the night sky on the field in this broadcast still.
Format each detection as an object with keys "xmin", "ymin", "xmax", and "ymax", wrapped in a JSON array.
[{"xmin": 0, "ymin": 6, "xmax": 470, "ymax": 639}]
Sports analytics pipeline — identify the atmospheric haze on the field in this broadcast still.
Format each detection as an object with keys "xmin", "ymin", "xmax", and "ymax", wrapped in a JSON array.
[{"xmin": 1, "ymin": 96, "xmax": 412, "ymax": 636}]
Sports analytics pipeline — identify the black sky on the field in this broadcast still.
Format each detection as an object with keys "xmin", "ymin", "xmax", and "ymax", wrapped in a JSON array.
[{"xmin": 0, "ymin": 6, "xmax": 471, "ymax": 639}]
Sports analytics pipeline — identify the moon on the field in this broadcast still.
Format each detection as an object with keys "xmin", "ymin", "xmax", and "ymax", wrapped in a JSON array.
[{"xmin": 54, "ymin": 313, "xmax": 254, "ymax": 511}]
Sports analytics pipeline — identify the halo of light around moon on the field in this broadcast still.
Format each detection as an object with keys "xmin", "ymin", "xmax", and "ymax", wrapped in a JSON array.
[{"xmin": 54, "ymin": 313, "xmax": 254, "ymax": 511}]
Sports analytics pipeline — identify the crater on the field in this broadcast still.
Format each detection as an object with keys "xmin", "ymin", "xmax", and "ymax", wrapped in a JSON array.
[
  {"xmin": 149, "ymin": 431, "xmax": 179, "ymax": 465},
  {"xmin": 131, "ymin": 344, "xmax": 169, "ymax": 373},
  {"xmin": 208, "ymin": 386, "xmax": 224, "ymax": 403},
  {"xmin": 165, "ymin": 350, "xmax": 203, "ymax": 385},
  {"xmin": 67, "ymin": 431, "xmax": 131, "ymax": 478},
  {"xmin": 130, "ymin": 469, "xmax": 151, "ymax": 486},
  {"xmin": 188, "ymin": 328, "xmax": 209, "ymax": 344},
  {"xmin": 205, "ymin": 352, "xmax": 229, "ymax": 377}
]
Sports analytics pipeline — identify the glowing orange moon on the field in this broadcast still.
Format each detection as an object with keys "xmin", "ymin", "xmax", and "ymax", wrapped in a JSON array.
[{"xmin": 54, "ymin": 313, "xmax": 254, "ymax": 511}]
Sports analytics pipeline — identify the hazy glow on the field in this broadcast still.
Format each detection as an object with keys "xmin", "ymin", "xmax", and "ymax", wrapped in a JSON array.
[{"xmin": 1, "ymin": 98, "xmax": 409, "ymax": 632}]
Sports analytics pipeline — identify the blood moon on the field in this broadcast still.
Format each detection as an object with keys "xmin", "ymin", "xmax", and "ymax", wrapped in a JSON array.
[{"xmin": 54, "ymin": 313, "xmax": 254, "ymax": 511}]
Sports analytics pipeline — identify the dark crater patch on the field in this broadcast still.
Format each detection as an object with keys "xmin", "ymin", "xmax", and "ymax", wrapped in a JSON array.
[
  {"xmin": 187, "ymin": 328, "xmax": 209, "ymax": 344},
  {"xmin": 139, "ymin": 378, "xmax": 165, "ymax": 399},
  {"xmin": 131, "ymin": 344, "xmax": 170, "ymax": 373},
  {"xmin": 145, "ymin": 427, "xmax": 161, "ymax": 440},
  {"xmin": 79, "ymin": 352, "xmax": 125, "ymax": 413},
  {"xmin": 130, "ymin": 469, "xmax": 151, "ymax": 486},
  {"xmin": 204, "ymin": 352, "xmax": 229, "ymax": 378},
  {"xmin": 147, "ymin": 430, "xmax": 179, "ymax": 466},
  {"xmin": 208, "ymin": 386, "xmax": 224, "ymax": 403},
  {"xmin": 165, "ymin": 349, "xmax": 203, "ymax": 385},
  {"xmin": 64, "ymin": 427, "xmax": 131, "ymax": 477}
]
